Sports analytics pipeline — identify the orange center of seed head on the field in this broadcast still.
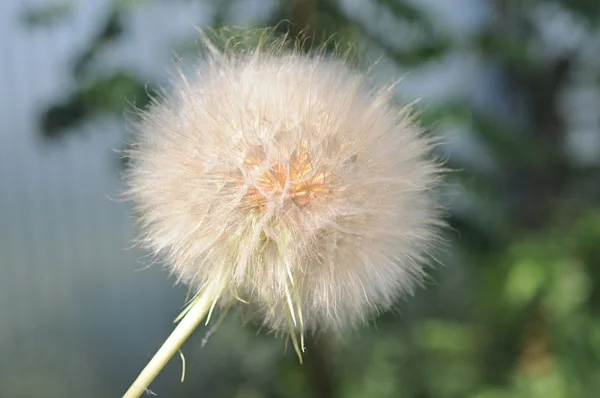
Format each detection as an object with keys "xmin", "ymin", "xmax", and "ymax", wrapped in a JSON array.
[{"xmin": 238, "ymin": 146, "xmax": 328, "ymax": 212}]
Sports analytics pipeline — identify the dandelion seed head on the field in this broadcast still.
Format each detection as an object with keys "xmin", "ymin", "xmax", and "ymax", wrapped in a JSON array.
[{"xmin": 125, "ymin": 32, "xmax": 444, "ymax": 335}]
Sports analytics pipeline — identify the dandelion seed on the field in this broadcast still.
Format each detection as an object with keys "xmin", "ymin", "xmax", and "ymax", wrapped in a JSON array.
[{"xmin": 122, "ymin": 29, "xmax": 444, "ymax": 398}]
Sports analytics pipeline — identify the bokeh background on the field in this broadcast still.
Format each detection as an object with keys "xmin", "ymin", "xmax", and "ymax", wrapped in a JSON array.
[{"xmin": 2, "ymin": 0, "xmax": 600, "ymax": 397}]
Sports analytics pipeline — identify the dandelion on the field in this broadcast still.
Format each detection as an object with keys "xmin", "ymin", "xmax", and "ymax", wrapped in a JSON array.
[{"xmin": 122, "ymin": 30, "xmax": 444, "ymax": 398}]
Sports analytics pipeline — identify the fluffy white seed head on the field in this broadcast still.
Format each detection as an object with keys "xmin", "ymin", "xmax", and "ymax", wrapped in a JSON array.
[{"xmin": 125, "ymin": 34, "xmax": 444, "ymax": 335}]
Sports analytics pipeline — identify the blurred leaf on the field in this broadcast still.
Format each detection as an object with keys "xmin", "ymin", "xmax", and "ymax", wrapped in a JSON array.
[
  {"xmin": 513, "ymin": 363, "xmax": 569, "ymax": 398},
  {"xmin": 22, "ymin": 1, "xmax": 73, "ymax": 26},
  {"xmin": 319, "ymin": 0, "xmax": 450, "ymax": 66},
  {"xmin": 474, "ymin": 29, "xmax": 537, "ymax": 72},
  {"xmin": 41, "ymin": 96, "xmax": 88, "ymax": 139},
  {"xmin": 74, "ymin": 11, "xmax": 123, "ymax": 77},
  {"xmin": 275, "ymin": 359, "xmax": 312, "ymax": 398},
  {"xmin": 505, "ymin": 258, "xmax": 545, "ymax": 307},
  {"xmin": 234, "ymin": 388, "xmax": 264, "ymax": 398},
  {"xmin": 341, "ymin": 335, "xmax": 410, "ymax": 398},
  {"xmin": 421, "ymin": 101, "xmax": 543, "ymax": 169},
  {"xmin": 81, "ymin": 73, "xmax": 149, "ymax": 112},
  {"xmin": 543, "ymin": 259, "xmax": 591, "ymax": 320},
  {"xmin": 374, "ymin": 0, "xmax": 435, "ymax": 32},
  {"xmin": 555, "ymin": 0, "xmax": 600, "ymax": 21},
  {"xmin": 114, "ymin": 0, "xmax": 151, "ymax": 10},
  {"xmin": 413, "ymin": 320, "xmax": 475, "ymax": 354},
  {"xmin": 591, "ymin": 320, "xmax": 600, "ymax": 356},
  {"xmin": 388, "ymin": 40, "xmax": 451, "ymax": 66},
  {"xmin": 469, "ymin": 388, "xmax": 510, "ymax": 398},
  {"xmin": 41, "ymin": 72, "xmax": 150, "ymax": 140}
]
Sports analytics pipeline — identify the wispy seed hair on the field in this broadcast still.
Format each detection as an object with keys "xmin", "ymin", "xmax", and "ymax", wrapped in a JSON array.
[{"xmin": 124, "ymin": 29, "xmax": 445, "ymax": 338}]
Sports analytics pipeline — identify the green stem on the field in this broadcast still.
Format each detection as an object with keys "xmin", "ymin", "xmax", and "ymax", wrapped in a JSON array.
[{"xmin": 122, "ymin": 288, "xmax": 215, "ymax": 398}]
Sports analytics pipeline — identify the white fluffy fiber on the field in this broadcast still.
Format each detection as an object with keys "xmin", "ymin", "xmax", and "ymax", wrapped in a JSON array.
[{"xmin": 125, "ymin": 34, "xmax": 444, "ymax": 335}]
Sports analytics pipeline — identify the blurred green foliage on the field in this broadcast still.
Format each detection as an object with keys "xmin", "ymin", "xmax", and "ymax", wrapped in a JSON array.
[{"xmin": 26, "ymin": 0, "xmax": 600, "ymax": 397}]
